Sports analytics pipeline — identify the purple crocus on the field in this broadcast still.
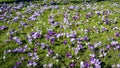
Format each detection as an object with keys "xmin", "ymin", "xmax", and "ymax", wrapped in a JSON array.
[
  {"xmin": 69, "ymin": 6, "xmax": 75, "ymax": 10},
  {"xmin": 50, "ymin": 38, "xmax": 55, "ymax": 44},
  {"xmin": 27, "ymin": 60, "xmax": 33, "ymax": 67},
  {"xmin": 32, "ymin": 32, "xmax": 40, "ymax": 39},
  {"xmin": 48, "ymin": 49, "xmax": 54, "ymax": 55},
  {"xmin": 63, "ymin": 40, "xmax": 67, "ymax": 45},
  {"xmin": 115, "ymin": 32, "xmax": 120, "ymax": 37},
  {"xmin": 0, "ymin": 26, "xmax": 8, "ymax": 30},
  {"xmin": 47, "ymin": 30, "xmax": 56, "ymax": 36},
  {"xmin": 33, "ymin": 48, "xmax": 37, "ymax": 52},
  {"xmin": 66, "ymin": 52, "xmax": 72, "ymax": 58},
  {"xmin": 117, "ymin": 64, "xmax": 120, "ymax": 68},
  {"xmin": 16, "ymin": 61, "xmax": 21, "ymax": 66},
  {"xmin": 32, "ymin": 62, "xmax": 37, "ymax": 66},
  {"xmin": 106, "ymin": 45, "xmax": 111, "ymax": 50},
  {"xmin": 83, "ymin": 36, "xmax": 89, "ymax": 41},
  {"xmin": 41, "ymin": 43, "xmax": 46, "ymax": 49},
  {"xmin": 13, "ymin": 36, "xmax": 22, "ymax": 45},
  {"xmin": 94, "ymin": 64, "xmax": 101, "ymax": 68},
  {"xmin": 84, "ymin": 62, "xmax": 90, "ymax": 67},
  {"xmin": 111, "ymin": 41, "xmax": 119, "ymax": 46},
  {"xmin": 90, "ymin": 57, "xmax": 101, "ymax": 65},
  {"xmin": 28, "ymin": 52, "xmax": 33, "ymax": 57},
  {"xmin": 73, "ymin": 15, "xmax": 79, "ymax": 21},
  {"xmin": 69, "ymin": 62, "xmax": 75, "ymax": 67},
  {"xmin": 116, "ymin": 45, "xmax": 120, "ymax": 49},
  {"xmin": 88, "ymin": 43, "xmax": 94, "ymax": 50},
  {"xmin": 12, "ymin": 16, "xmax": 19, "ymax": 21}
]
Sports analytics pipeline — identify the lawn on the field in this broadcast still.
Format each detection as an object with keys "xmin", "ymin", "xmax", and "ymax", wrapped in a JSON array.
[{"xmin": 0, "ymin": 1, "xmax": 120, "ymax": 68}]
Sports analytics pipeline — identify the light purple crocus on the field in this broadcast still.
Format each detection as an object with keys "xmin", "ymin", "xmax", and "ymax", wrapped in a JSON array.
[{"xmin": 0, "ymin": 26, "xmax": 8, "ymax": 30}]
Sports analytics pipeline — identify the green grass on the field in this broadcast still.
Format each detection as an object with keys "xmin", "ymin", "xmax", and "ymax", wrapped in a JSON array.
[{"xmin": 0, "ymin": 1, "xmax": 120, "ymax": 68}]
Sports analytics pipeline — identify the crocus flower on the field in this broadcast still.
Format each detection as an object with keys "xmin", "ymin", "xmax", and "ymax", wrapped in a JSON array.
[
  {"xmin": 84, "ymin": 62, "xmax": 90, "ymax": 67},
  {"xmin": 106, "ymin": 45, "xmax": 111, "ymax": 50},
  {"xmin": 50, "ymin": 38, "xmax": 55, "ymax": 44},
  {"xmin": 16, "ymin": 61, "xmax": 21, "ymax": 66},
  {"xmin": 13, "ymin": 36, "xmax": 22, "ymax": 45},
  {"xmin": 48, "ymin": 63, "xmax": 53, "ymax": 68},
  {"xmin": 41, "ymin": 43, "xmax": 46, "ymax": 49},
  {"xmin": 28, "ymin": 52, "xmax": 33, "ymax": 57},
  {"xmin": 27, "ymin": 60, "xmax": 33, "ymax": 67},
  {"xmin": 63, "ymin": 40, "xmax": 67, "ymax": 44},
  {"xmin": 116, "ymin": 64, "xmax": 120, "ymax": 68},
  {"xmin": 115, "ymin": 32, "xmax": 120, "ymax": 37},
  {"xmin": 32, "ymin": 32, "xmax": 40, "ymax": 39},
  {"xmin": 69, "ymin": 6, "xmax": 75, "ymax": 10},
  {"xmin": 88, "ymin": 43, "xmax": 94, "ymax": 50},
  {"xmin": 66, "ymin": 52, "xmax": 72, "ymax": 58},
  {"xmin": 69, "ymin": 62, "xmax": 75, "ymax": 67},
  {"xmin": 111, "ymin": 41, "xmax": 119, "ymax": 46},
  {"xmin": 83, "ymin": 36, "xmax": 89, "ymax": 41},
  {"xmin": 94, "ymin": 64, "xmax": 101, "ymax": 68},
  {"xmin": 116, "ymin": 45, "xmax": 120, "ymax": 49},
  {"xmin": 48, "ymin": 49, "xmax": 54, "ymax": 55},
  {"xmin": 33, "ymin": 48, "xmax": 37, "ymax": 52},
  {"xmin": 12, "ymin": 16, "xmax": 19, "ymax": 21},
  {"xmin": 73, "ymin": 15, "xmax": 79, "ymax": 21},
  {"xmin": 0, "ymin": 26, "xmax": 8, "ymax": 30},
  {"xmin": 32, "ymin": 62, "xmax": 37, "ymax": 66}
]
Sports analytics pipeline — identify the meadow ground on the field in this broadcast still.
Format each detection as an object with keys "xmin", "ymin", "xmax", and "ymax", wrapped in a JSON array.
[{"xmin": 0, "ymin": 1, "xmax": 120, "ymax": 68}]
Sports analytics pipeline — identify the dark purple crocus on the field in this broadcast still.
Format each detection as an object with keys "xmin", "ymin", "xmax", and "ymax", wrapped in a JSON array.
[
  {"xmin": 66, "ymin": 52, "xmax": 72, "ymax": 58},
  {"xmin": 84, "ymin": 62, "xmax": 90, "ymax": 67},
  {"xmin": 30, "ymin": 32, "xmax": 35, "ymax": 36},
  {"xmin": 48, "ymin": 30, "xmax": 56, "ymax": 36},
  {"xmin": 49, "ymin": 19, "xmax": 55, "ymax": 24},
  {"xmin": 50, "ymin": 38, "xmax": 55, "ymax": 44},
  {"xmin": 33, "ymin": 48, "xmax": 37, "ymax": 52},
  {"xmin": 115, "ymin": 32, "xmax": 120, "ymax": 37},
  {"xmin": 104, "ymin": 19, "xmax": 109, "ymax": 24},
  {"xmin": 63, "ymin": 40, "xmax": 67, "ymax": 44},
  {"xmin": 13, "ymin": 65, "xmax": 17, "ymax": 68},
  {"xmin": 83, "ymin": 36, "xmax": 89, "ymax": 41}
]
